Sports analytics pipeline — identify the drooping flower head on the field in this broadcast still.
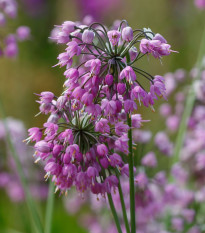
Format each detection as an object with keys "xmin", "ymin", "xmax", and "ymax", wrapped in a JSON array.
[{"xmin": 28, "ymin": 19, "xmax": 175, "ymax": 197}]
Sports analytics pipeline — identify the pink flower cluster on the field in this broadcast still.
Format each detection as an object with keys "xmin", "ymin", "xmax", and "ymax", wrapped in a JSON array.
[
  {"xmin": 28, "ymin": 19, "xmax": 174, "ymax": 196},
  {"xmin": 0, "ymin": 0, "xmax": 30, "ymax": 58},
  {"xmin": 140, "ymin": 33, "xmax": 177, "ymax": 59},
  {"xmin": 64, "ymin": 66, "xmax": 205, "ymax": 233}
]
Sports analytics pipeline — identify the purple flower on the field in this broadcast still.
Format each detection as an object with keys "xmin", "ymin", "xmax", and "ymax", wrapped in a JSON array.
[
  {"xmin": 35, "ymin": 141, "xmax": 51, "ymax": 153},
  {"xmin": 153, "ymin": 33, "xmax": 167, "ymax": 43},
  {"xmin": 45, "ymin": 161, "xmax": 61, "ymax": 176},
  {"xmin": 95, "ymin": 119, "xmax": 110, "ymax": 133},
  {"xmin": 132, "ymin": 114, "xmax": 149, "ymax": 128},
  {"xmin": 107, "ymin": 30, "xmax": 121, "ymax": 46},
  {"xmin": 109, "ymin": 153, "xmax": 123, "ymax": 167},
  {"xmin": 166, "ymin": 115, "xmax": 180, "ymax": 132},
  {"xmin": 115, "ymin": 122, "xmax": 129, "ymax": 136},
  {"xmin": 155, "ymin": 132, "xmax": 173, "ymax": 156},
  {"xmin": 66, "ymin": 41, "xmax": 81, "ymax": 58},
  {"xmin": 101, "ymin": 99, "xmax": 117, "ymax": 115},
  {"xmin": 104, "ymin": 175, "xmax": 118, "ymax": 193},
  {"xmin": 133, "ymin": 129, "xmax": 152, "ymax": 144},
  {"xmin": 82, "ymin": 29, "xmax": 95, "ymax": 44},
  {"xmin": 120, "ymin": 66, "xmax": 136, "ymax": 82},
  {"xmin": 105, "ymin": 74, "xmax": 114, "ymax": 86},
  {"xmin": 129, "ymin": 46, "xmax": 138, "ymax": 62},
  {"xmin": 72, "ymin": 87, "xmax": 86, "ymax": 100},
  {"xmin": 27, "ymin": 127, "xmax": 42, "ymax": 142},
  {"xmin": 135, "ymin": 172, "xmax": 148, "ymax": 189},
  {"xmin": 64, "ymin": 68, "xmax": 79, "ymax": 80},
  {"xmin": 4, "ymin": 42, "xmax": 18, "ymax": 58},
  {"xmin": 85, "ymin": 59, "xmax": 101, "ymax": 75},
  {"xmin": 124, "ymin": 99, "xmax": 137, "ymax": 113},
  {"xmin": 56, "ymin": 95, "xmax": 67, "ymax": 110},
  {"xmin": 117, "ymin": 83, "xmax": 126, "ymax": 95},
  {"xmin": 131, "ymin": 85, "xmax": 147, "ymax": 105},
  {"xmin": 97, "ymin": 144, "xmax": 108, "ymax": 157},
  {"xmin": 140, "ymin": 37, "xmax": 177, "ymax": 59},
  {"xmin": 115, "ymin": 134, "xmax": 129, "ymax": 154},
  {"xmin": 43, "ymin": 123, "xmax": 58, "ymax": 139},
  {"xmin": 16, "ymin": 26, "xmax": 30, "ymax": 41},
  {"xmin": 59, "ymin": 129, "xmax": 74, "ymax": 145},
  {"xmin": 159, "ymin": 103, "xmax": 172, "ymax": 117},
  {"xmin": 122, "ymin": 26, "xmax": 133, "ymax": 42},
  {"xmin": 66, "ymin": 144, "xmax": 82, "ymax": 162},
  {"xmin": 38, "ymin": 92, "xmax": 54, "ymax": 104},
  {"xmin": 85, "ymin": 104, "xmax": 101, "ymax": 118},
  {"xmin": 62, "ymin": 21, "xmax": 76, "ymax": 34},
  {"xmin": 141, "ymin": 152, "xmax": 157, "ymax": 167},
  {"xmin": 56, "ymin": 52, "xmax": 73, "ymax": 68},
  {"xmin": 81, "ymin": 92, "xmax": 94, "ymax": 106}
]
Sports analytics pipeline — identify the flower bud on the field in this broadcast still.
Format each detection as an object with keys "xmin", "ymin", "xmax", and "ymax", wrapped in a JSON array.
[
  {"xmin": 105, "ymin": 74, "xmax": 114, "ymax": 86},
  {"xmin": 82, "ymin": 29, "xmax": 95, "ymax": 44},
  {"xmin": 4, "ymin": 43, "xmax": 18, "ymax": 58},
  {"xmin": 141, "ymin": 152, "xmax": 157, "ymax": 167},
  {"xmin": 35, "ymin": 141, "xmax": 51, "ymax": 153},
  {"xmin": 117, "ymin": 83, "xmax": 126, "ymax": 94},
  {"xmin": 62, "ymin": 21, "xmax": 75, "ymax": 34},
  {"xmin": 53, "ymin": 144, "xmax": 63, "ymax": 158},
  {"xmin": 122, "ymin": 26, "xmax": 133, "ymax": 42},
  {"xmin": 97, "ymin": 144, "xmax": 108, "ymax": 157},
  {"xmin": 16, "ymin": 26, "xmax": 30, "ymax": 41}
]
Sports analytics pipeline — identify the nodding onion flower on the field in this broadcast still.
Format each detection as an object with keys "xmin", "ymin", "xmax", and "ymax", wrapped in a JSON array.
[{"xmin": 27, "ymin": 19, "xmax": 175, "ymax": 197}]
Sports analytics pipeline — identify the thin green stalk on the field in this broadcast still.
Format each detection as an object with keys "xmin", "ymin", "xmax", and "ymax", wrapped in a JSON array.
[
  {"xmin": 171, "ymin": 25, "xmax": 205, "ymax": 173},
  {"xmin": 107, "ymin": 193, "xmax": 123, "ymax": 233},
  {"xmin": 0, "ymin": 98, "xmax": 44, "ymax": 233},
  {"xmin": 45, "ymin": 180, "xmax": 55, "ymax": 233},
  {"xmin": 117, "ymin": 177, "xmax": 131, "ymax": 233},
  {"xmin": 100, "ymin": 170, "xmax": 122, "ymax": 233},
  {"xmin": 127, "ymin": 114, "xmax": 136, "ymax": 233}
]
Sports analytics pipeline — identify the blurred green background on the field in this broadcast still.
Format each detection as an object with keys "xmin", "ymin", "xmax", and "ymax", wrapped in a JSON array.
[{"xmin": 0, "ymin": 0, "xmax": 204, "ymax": 232}]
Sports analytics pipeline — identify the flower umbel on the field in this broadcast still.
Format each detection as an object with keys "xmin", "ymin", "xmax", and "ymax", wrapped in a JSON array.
[{"xmin": 28, "ymin": 19, "xmax": 174, "ymax": 210}]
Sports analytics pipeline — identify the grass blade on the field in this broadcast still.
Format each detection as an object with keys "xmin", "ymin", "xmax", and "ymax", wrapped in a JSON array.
[{"xmin": 45, "ymin": 180, "xmax": 55, "ymax": 233}]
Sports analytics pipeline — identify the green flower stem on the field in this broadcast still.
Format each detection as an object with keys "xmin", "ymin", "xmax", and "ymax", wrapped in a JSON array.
[
  {"xmin": 100, "ymin": 169, "xmax": 122, "ymax": 233},
  {"xmin": 0, "ymin": 98, "xmax": 44, "ymax": 233},
  {"xmin": 127, "ymin": 114, "xmax": 136, "ymax": 233},
  {"xmin": 45, "ymin": 180, "xmax": 55, "ymax": 233},
  {"xmin": 107, "ymin": 193, "xmax": 123, "ymax": 233},
  {"xmin": 116, "ymin": 174, "xmax": 131, "ymax": 233},
  {"xmin": 171, "ymin": 25, "xmax": 205, "ymax": 176}
]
